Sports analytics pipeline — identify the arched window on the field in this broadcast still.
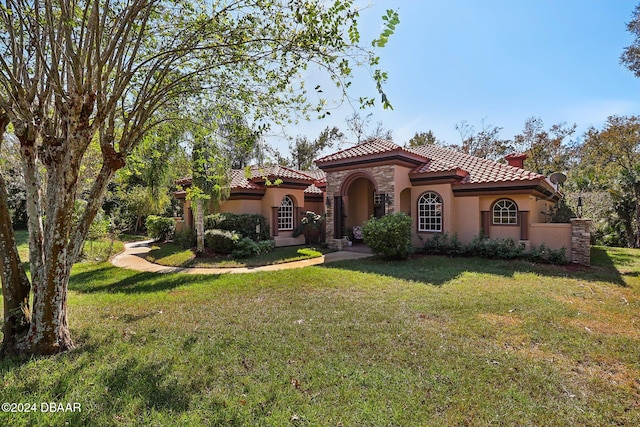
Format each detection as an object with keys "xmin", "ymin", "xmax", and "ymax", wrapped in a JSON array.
[
  {"xmin": 492, "ymin": 199, "xmax": 518, "ymax": 225},
  {"xmin": 418, "ymin": 192, "xmax": 442, "ymax": 232},
  {"xmin": 278, "ymin": 195, "xmax": 294, "ymax": 230}
]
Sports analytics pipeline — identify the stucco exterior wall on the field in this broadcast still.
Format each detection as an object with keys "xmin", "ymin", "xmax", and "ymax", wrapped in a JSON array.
[
  {"xmin": 535, "ymin": 198, "xmax": 555, "ymax": 223},
  {"xmin": 530, "ymin": 223, "xmax": 572, "ymax": 259},
  {"xmin": 451, "ymin": 196, "xmax": 481, "ymax": 244},
  {"xmin": 393, "ymin": 165, "xmax": 413, "ymax": 214},
  {"xmin": 304, "ymin": 199, "xmax": 324, "ymax": 216},
  {"xmin": 220, "ymin": 199, "xmax": 263, "ymax": 215}
]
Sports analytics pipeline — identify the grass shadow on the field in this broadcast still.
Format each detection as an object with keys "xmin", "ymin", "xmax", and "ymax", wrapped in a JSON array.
[
  {"xmin": 323, "ymin": 247, "xmax": 629, "ymax": 287},
  {"xmin": 69, "ymin": 268, "xmax": 220, "ymax": 294},
  {"xmin": 100, "ymin": 358, "xmax": 192, "ymax": 413}
]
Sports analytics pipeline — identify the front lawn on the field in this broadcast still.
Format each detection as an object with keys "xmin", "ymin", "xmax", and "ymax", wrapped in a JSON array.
[
  {"xmin": 143, "ymin": 242, "xmax": 327, "ymax": 268},
  {"xmin": 0, "ymin": 246, "xmax": 639, "ymax": 426},
  {"xmin": 14, "ymin": 229, "xmax": 124, "ymax": 263}
]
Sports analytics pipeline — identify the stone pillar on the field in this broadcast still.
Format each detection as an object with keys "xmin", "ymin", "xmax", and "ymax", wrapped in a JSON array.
[{"xmin": 570, "ymin": 218, "xmax": 591, "ymax": 266}]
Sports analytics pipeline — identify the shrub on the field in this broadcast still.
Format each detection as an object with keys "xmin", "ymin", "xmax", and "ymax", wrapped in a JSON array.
[
  {"xmin": 421, "ymin": 232, "xmax": 466, "ymax": 256},
  {"xmin": 526, "ymin": 244, "xmax": 568, "ymax": 265},
  {"xmin": 205, "ymin": 229, "xmax": 240, "ymax": 254},
  {"xmin": 421, "ymin": 233, "xmax": 567, "ymax": 265},
  {"xmin": 145, "ymin": 215, "xmax": 175, "ymax": 241},
  {"xmin": 362, "ymin": 213, "xmax": 413, "ymax": 259},
  {"xmin": 205, "ymin": 213, "xmax": 269, "ymax": 241},
  {"xmin": 465, "ymin": 235, "xmax": 526, "ymax": 259},
  {"xmin": 174, "ymin": 228, "xmax": 197, "ymax": 249},
  {"xmin": 232, "ymin": 237, "xmax": 275, "ymax": 258}
]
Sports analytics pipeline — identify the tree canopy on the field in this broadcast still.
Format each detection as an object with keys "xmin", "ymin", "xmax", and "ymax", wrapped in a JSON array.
[{"xmin": 0, "ymin": 0, "xmax": 398, "ymax": 356}]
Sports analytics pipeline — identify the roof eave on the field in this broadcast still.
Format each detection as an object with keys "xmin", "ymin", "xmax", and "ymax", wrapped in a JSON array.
[
  {"xmin": 316, "ymin": 153, "xmax": 426, "ymax": 171},
  {"xmin": 452, "ymin": 179, "xmax": 562, "ymax": 201},
  {"xmin": 409, "ymin": 168, "xmax": 468, "ymax": 185}
]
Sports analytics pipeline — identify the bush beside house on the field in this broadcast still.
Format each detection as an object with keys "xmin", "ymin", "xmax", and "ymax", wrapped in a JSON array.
[
  {"xmin": 205, "ymin": 213, "xmax": 270, "ymax": 241},
  {"xmin": 421, "ymin": 232, "xmax": 568, "ymax": 265},
  {"xmin": 362, "ymin": 213, "xmax": 413, "ymax": 259}
]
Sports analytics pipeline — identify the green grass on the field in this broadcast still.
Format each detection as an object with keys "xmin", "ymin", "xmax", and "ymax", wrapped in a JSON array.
[
  {"xmin": 1, "ymin": 246, "xmax": 639, "ymax": 425},
  {"xmin": 13, "ymin": 229, "xmax": 125, "ymax": 264},
  {"xmin": 143, "ymin": 242, "xmax": 326, "ymax": 268}
]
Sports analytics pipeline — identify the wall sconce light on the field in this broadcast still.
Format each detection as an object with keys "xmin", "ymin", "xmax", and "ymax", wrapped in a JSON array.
[
  {"xmin": 577, "ymin": 196, "xmax": 583, "ymax": 218},
  {"xmin": 325, "ymin": 197, "xmax": 331, "ymax": 208}
]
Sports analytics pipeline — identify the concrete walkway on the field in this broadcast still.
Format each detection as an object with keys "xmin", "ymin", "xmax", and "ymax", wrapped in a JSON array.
[{"xmin": 111, "ymin": 240, "xmax": 372, "ymax": 275}]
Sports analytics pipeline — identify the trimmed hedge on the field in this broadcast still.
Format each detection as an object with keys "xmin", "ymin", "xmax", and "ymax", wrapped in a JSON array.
[
  {"xmin": 205, "ymin": 229, "xmax": 240, "ymax": 254},
  {"xmin": 362, "ymin": 213, "xmax": 413, "ymax": 259},
  {"xmin": 232, "ymin": 237, "xmax": 275, "ymax": 258},
  {"xmin": 205, "ymin": 213, "xmax": 270, "ymax": 241},
  {"xmin": 421, "ymin": 232, "xmax": 568, "ymax": 265}
]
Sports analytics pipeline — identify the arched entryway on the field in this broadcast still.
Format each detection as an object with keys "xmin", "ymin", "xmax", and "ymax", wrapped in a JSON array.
[{"xmin": 332, "ymin": 172, "xmax": 382, "ymax": 240}]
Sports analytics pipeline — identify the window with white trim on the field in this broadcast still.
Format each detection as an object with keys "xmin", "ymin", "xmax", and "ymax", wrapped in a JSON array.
[
  {"xmin": 418, "ymin": 192, "xmax": 442, "ymax": 232},
  {"xmin": 278, "ymin": 196, "xmax": 294, "ymax": 230},
  {"xmin": 492, "ymin": 199, "xmax": 518, "ymax": 225}
]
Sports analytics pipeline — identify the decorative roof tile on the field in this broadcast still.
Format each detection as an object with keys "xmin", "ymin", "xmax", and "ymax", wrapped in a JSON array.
[
  {"xmin": 304, "ymin": 183, "xmax": 324, "ymax": 194},
  {"xmin": 407, "ymin": 144, "xmax": 546, "ymax": 184},
  {"xmin": 315, "ymin": 138, "xmax": 407, "ymax": 163},
  {"xmin": 176, "ymin": 165, "xmax": 320, "ymax": 195}
]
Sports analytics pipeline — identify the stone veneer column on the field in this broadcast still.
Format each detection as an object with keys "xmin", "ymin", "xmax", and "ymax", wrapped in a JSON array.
[{"xmin": 570, "ymin": 218, "xmax": 591, "ymax": 266}]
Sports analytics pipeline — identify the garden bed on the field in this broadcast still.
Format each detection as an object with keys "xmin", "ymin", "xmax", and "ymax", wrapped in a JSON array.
[{"xmin": 142, "ymin": 242, "xmax": 330, "ymax": 268}]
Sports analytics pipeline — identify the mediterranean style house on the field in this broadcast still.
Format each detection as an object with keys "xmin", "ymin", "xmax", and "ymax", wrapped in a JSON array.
[{"xmin": 174, "ymin": 138, "xmax": 591, "ymax": 263}]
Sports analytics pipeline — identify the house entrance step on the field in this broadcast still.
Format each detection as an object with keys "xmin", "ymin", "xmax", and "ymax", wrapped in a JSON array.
[{"xmin": 274, "ymin": 236, "xmax": 306, "ymax": 247}]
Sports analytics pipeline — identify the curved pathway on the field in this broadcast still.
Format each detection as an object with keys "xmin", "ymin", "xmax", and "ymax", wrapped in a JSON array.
[{"xmin": 111, "ymin": 240, "xmax": 372, "ymax": 275}]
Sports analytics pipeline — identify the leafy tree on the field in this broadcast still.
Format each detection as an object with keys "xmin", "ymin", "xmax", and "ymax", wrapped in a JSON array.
[
  {"xmin": 405, "ymin": 130, "xmax": 438, "ymax": 148},
  {"xmin": 579, "ymin": 116, "xmax": 640, "ymax": 247},
  {"xmin": 0, "ymin": 0, "xmax": 398, "ymax": 356},
  {"xmin": 289, "ymin": 126, "xmax": 344, "ymax": 170},
  {"xmin": 513, "ymin": 117, "xmax": 576, "ymax": 175},
  {"xmin": 345, "ymin": 111, "xmax": 393, "ymax": 143},
  {"xmin": 186, "ymin": 116, "xmax": 231, "ymax": 253},
  {"xmin": 621, "ymin": 3, "xmax": 640, "ymax": 77},
  {"xmin": 217, "ymin": 108, "xmax": 263, "ymax": 169},
  {"xmin": 455, "ymin": 120, "xmax": 511, "ymax": 161}
]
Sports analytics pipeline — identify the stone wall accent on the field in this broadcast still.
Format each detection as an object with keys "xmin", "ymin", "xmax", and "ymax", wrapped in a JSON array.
[
  {"xmin": 326, "ymin": 237, "xmax": 350, "ymax": 251},
  {"xmin": 570, "ymin": 218, "xmax": 591, "ymax": 266},
  {"xmin": 324, "ymin": 165, "xmax": 397, "ymax": 239}
]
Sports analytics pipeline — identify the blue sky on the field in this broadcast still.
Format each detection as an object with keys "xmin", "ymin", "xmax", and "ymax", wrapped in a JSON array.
[{"xmin": 266, "ymin": 0, "xmax": 640, "ymax": 156}]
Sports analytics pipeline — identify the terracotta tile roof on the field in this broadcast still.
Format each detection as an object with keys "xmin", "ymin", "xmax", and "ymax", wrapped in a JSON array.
[
  {"xmin": 315, "ymin": 138, "xmax": 406, "ymax": 163},
  {"xmin": 408, "ymin": 144, "xmax": 546, "ymax": 184},
  {"xmin": 176, "ymin": 165, "xmax": 319, "ymax": 195},
  {"xmin": 315, "ymin": 138, "xmax": 546, "ymax": 185},
  {"xmin": 247, "ymin": 165, "xmax": 316, "ymax": 182},
  {"xmin": 304, "ymin": 183, "xmax": 324, "ymax": 194},
  {"xmin": 229, "ymin": 169, "xmax": 262, "ymax": 190},
  {"xmin": 301, "ymin": 169, "xmax": 327, "ymax": 182}
]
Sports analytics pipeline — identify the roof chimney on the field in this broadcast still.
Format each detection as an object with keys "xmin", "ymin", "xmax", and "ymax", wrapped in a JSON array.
[{"xmin": 504, "ymin": 153, "xmax": 528, "ymax": 169}]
